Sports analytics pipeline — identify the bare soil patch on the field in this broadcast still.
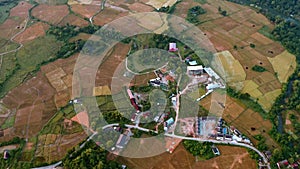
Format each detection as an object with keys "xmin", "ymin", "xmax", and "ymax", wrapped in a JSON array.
[
  {"xmin": 93, "ymin": 8, "xmax": 129, "ymax": 26},
  {"xmin": 1, "ymin": 72, "xmax": 57, "ymax": 138},
  {"xmin": 117, "ymin": 143, "xmax": 257, "ymax": 169},
  {"xmin": 59, "ymin": 14, "xmax": 89, "ymax": 27},
  {"xmin": 70, "ymin": 4, "xmax": 100, "ymax": 18},
  {"xmin": 9, "ymin": 1, "xmax": 33, "ymax": 18},
  {"xmin": 128, "ymin": 2, "xmax": 154, "ymax": 12},
  {"xmin": 14, "ymin": 22, "xmax": 49, "ymax": 43},
  {"xmin": 31, "ymin": 4, "xmax": 69, "ymax": 25}
]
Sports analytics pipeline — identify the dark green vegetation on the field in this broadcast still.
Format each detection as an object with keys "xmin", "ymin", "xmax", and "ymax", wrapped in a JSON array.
[
  {"xmin": 186, "ymin": 6, "xmax": 206, "ymax": 24},
  {"xmin": 218, "ymin": 6, "xmax": 227, "ymax": 16},
  {"xmin": 253, "ymin": 135, "xmax": 268, "ymax": 151},
  {"xmin": 249, "ymin": 43, "xmax": 255, "ymax": 48},
  {"xmin": 252, "ymin": 65, "xmax": 266, "ymax": 72},
  {"xmin": 247, "ymin": 148, "xmax": 261, "ymax": 162},
  {"xmin": 227, "ymin": 0, "xmax": 300, "ymax": 167},
  {"xmin": 228, "ymin": 0, "xmax": 300, "ymax": 20},
  {"xmin": 0, "ymin": 137, "xmax": 31, "ymax": 168},
  {"xmin": 183, "ymin": 140, "xmax": 215, "ymax": 160},
  {"xmin": 0, "ymin": 0, "xmax": 20, "ymax": 24},
  {"xmin": 62, "ymin": 140, "xmax": 122, "ymax": 169},
  {"xmin": 267, "ymin": 68, "xmax": 300, "ymax": 167},
  {"xmin": 258, "ymin": 25, "xmax": 274, "ymax": 39}
]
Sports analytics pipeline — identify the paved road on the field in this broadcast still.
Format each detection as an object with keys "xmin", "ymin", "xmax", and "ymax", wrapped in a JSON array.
[{"xmin": 102, "ymin": 123, "xmax": 156, "ymax": 133}]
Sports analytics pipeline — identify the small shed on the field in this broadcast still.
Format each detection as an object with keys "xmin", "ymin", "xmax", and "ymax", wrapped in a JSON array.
[
  {"xmin": 187, "ymin": 65, "xmax": 203, "ymax": 75},
  {"xmin": 169, "ymin": 43, "xmax": 178, "ymax": 52},
  {"xmin": 3, "ymin": 150, "xmax": 9, "ymax": 160}
]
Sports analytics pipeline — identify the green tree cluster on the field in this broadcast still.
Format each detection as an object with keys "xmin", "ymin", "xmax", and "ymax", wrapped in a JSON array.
[
  {"xmin": 186, "ymin": 6, "xmax": 207, "ymax": 24},
  {"xmin": 252, "ymin": 65, "xmax": 267, "ymax": 72},
  {"xmin": 183, "ymin": 140, "xmax": 215, "ymax": 159},
  {"xmin": 62, "ymin": 140, "xmax": 122, "ymax": 169}
]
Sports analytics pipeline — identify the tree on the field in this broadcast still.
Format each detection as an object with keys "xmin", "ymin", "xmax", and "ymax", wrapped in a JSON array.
[
  {"xmin": 220, "ymin": 10, "xmax": 227, "ymax": 16},
  {"xmin": 233, "ymin": 45, "xmax": 238, "ymax": 50},
  {"xmin": 250, "ymin": 43, "xmax": 256, "ymax": 48}
]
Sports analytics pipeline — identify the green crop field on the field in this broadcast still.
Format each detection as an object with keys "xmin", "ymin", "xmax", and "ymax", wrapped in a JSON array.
[
  {"xmin": 0, "ymin": 52, "xmax": 17, "ymax": 84},
  {"xmin": 0, "ymin": 35, "xmax": 62, "ymax": 97},
  {"xmin": 0, "ymin": 0, "xmax": 20, "ymax": 24},
  {"xmin": 1, "ymin": 114, "xmax": 15, "ymax": 129}
]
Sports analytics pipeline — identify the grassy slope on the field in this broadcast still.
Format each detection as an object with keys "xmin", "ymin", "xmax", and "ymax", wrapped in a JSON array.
[{"xmin": 0, "ymin": 35, "xmax": 62, "ymax": 97}]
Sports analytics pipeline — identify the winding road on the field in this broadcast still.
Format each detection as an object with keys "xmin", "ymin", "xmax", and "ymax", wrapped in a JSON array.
[{"xmin": 0, "ymin": 16, "xmax": 29, "ymax": 69}]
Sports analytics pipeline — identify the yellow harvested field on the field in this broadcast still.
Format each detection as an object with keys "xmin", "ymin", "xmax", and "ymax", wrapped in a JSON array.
[
  {"xmin": 93, "ymin": 86, "xmax": 112, "ymax": 96},
  {"xmin": 268, "ymin": 50, "xmax": 296, "ymax": 83},
  {"xmin": 45, "ymin": 68, "xmax": 68, "ymax": 92},
  {"xmin": 154, "ymin": 14, "xmax": 169, "ymax": 34},
  {"xmin": 68, "ymin": 0, "xmax": 93, "ymax": 5},
  {"xmin": 214, "ymin": 50, "xmax": 246, "ymax": 84},
  {"xmin": 146, "ymin": 0, "xmax": 177, "ymax": 10},
  {"xmin": 242, "ymin": 80, "xmax": 263, "ymax": 98},
  {"xmin": 135, "ymin": 12, "xmax": 164, "ymax": 31},
  {"xmin": 258, "ymin": 89, "xmax": 282, "ymax": 111}
]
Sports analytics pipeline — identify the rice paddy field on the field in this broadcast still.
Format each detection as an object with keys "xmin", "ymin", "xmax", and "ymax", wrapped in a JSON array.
[
  {"xmin": 0, "ymin": 0, "xmax": 297, "ymax": 167},
  {"xmin": 170, "ymin": 0, "xmax": 296, "ymax": 111}
]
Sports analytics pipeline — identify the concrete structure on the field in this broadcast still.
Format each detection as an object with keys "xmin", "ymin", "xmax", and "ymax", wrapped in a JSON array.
[
  {"xmin": 225, "ymin": 134, "xmax": 232, "ymax": 141},
  {"xmin": 187, "ymin": 65, "xmax": 203, "ymax": 75},
  {"xmin": 189, "ymin": 60, "xmax": 197, "ymax": 66},
  {"xmin": 216, "ymin": 134, "xmax": 224, "ymax": 141},
  {"xmin": 149, "ymin": 78, "xmax": 161, "ymax": 87},
  {"xmin": 206, "ymin": 83, "xmax": 221, "ymax": 90},
  {"xmin": 165, "ymin": 118, "xmax": 174, "ymax": 127},
  {"xmin": 204, "ymin": 67, "xmax": 220, "ymax": 80},
  {"xmin": 169, "ymin": 43, "xmax": 178, "ymax": 52},
  {"xmin": 171, "ymin": 97, "xmax": 177, "ymax": 106},
  {"xmin": 116, "ymin": 130, "xmax": 133, "ymax": 149},
  {"xmin": 232, "ymin": 134, "xmax": 242, "ymax": 142}
]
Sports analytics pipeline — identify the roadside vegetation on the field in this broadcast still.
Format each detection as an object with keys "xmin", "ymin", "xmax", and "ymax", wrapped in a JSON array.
[{"xmin": 183, "ymin": 140, "xmax": 215, "ymax": 160}]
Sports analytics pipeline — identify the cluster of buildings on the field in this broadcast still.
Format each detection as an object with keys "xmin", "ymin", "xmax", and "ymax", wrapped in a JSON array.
[
  {"xmin": 115, "ymin": 129, "xmax": 133, "ymax": 149},
  {"xmin": 126, "ymin": 89, "xmax": 141, "ymax": 122},
  {"xmin": 194, "ymin": 116, "xmax": 252, "ymax": 145},
  {"xmin": 276, "ymin": 159, "xmax": 300, "ymax": 169}
]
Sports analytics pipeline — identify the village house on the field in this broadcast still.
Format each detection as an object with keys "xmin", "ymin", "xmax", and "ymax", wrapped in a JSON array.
[
  {"xmin": 169, "ymin": 43, "xmax": 178, "ymax": 52},
  {"xmin": 216, "ymin": 134, "xmax": 224, "ymax": 141},
  {"xmin": 3, "ymin": 150, "xmax": 9, "ymax": 160},
  {"xmin": 187, "ymin": 65, "xmax": 203, "ymax": 75},
  {"xmin": 116, "ymin": 130, "xmax": 133, "ymax": 149}
]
